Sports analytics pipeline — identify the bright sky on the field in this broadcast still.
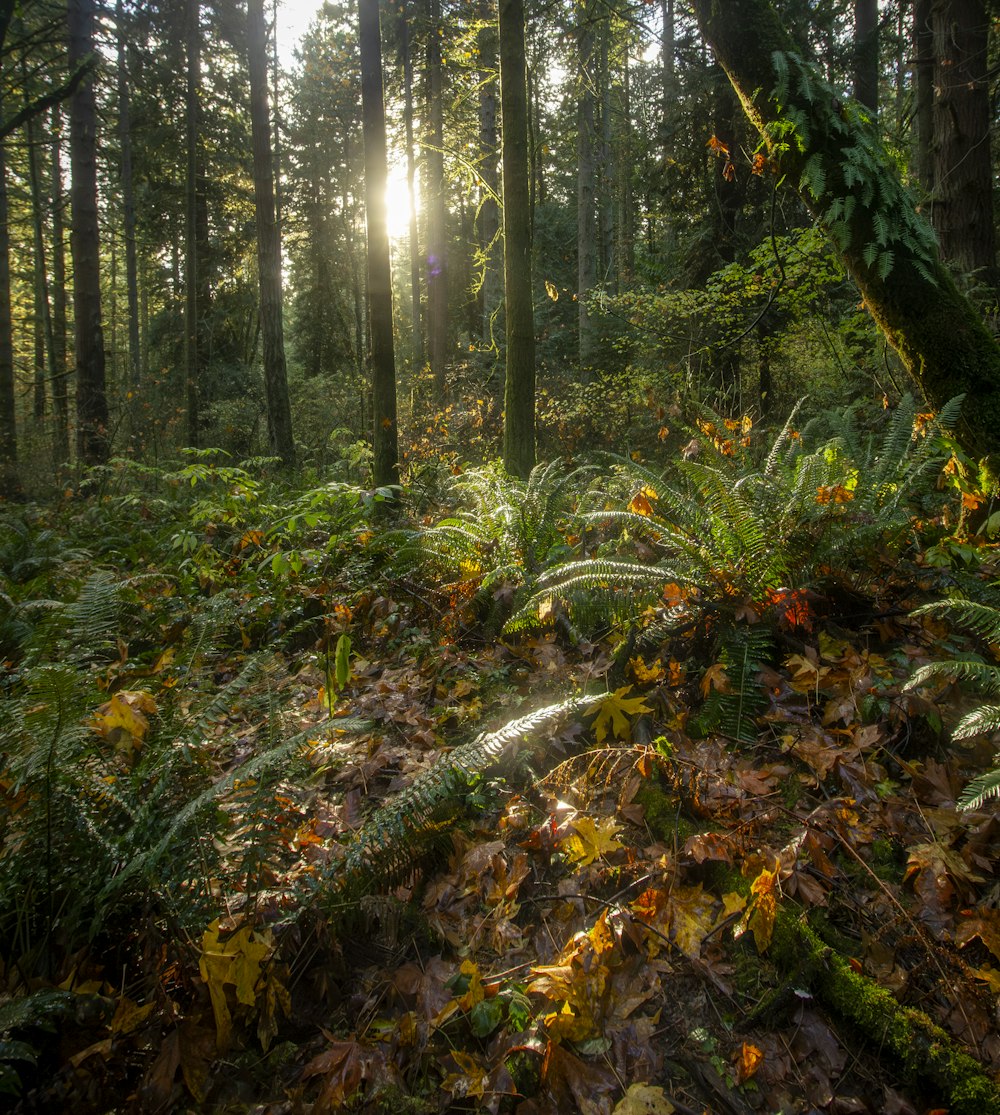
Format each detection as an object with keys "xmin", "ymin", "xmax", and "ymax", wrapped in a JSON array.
[{"xmin": 276, "ymin": 0, "xmax": 325, "ymax": 66}]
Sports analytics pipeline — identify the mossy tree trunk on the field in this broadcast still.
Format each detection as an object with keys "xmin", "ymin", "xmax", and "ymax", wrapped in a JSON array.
[{"xmin": 690, "ymin": 0, "xmax": 1000, "ymax": 465}]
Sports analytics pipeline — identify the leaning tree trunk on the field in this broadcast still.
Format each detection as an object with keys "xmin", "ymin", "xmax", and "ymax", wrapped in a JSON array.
[
  {"xmin": 68, "ymin": 0, "xmax": 109, "ymax": 467},
  {"xmin": 690, "ymin": 0, "xmax": 1000, "ymax": 465},
  {"xmin": 499, "ymin": 0, "xmax": 535, "ymax": 477},
  {"xmin": 359, "ymin": 0, "xmax": 399, "ymax": 489},
  {"xmin": 247, "ymin": 0, "xmax": 295, "ymax": 466}
]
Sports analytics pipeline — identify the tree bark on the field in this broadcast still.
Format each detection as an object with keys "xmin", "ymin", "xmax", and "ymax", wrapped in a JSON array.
[
  {"xmin": 0, "ymin": 88, "xmax": 19, "ymax": 497},
  {"xmin": 185, "ymin": 0, "xmax": 201, "ymax": 447},
  {"xmin": 930, "ymin": 0, "xmax": 994, "ymax": 275},
  {"xmin": 690, "ymin": 0, "xmax": 1000, "ymax": 463},
  {"xmin": 247, "ymin": 0, "xmax": 295, "ymax": 465},
  {"xmin": 576, "ymin": 0, "xmax": 598, "ymax": 373},
  {"xmin": 359, "ymin": 0, "xmax": 399, "ymax": 489},
  {"xmin": 914, "ymin": 0, "xmax": 934, "ymax": 195},
  {"xmin": 426, "ymin": 0, "xmax": 449, "ymax": 397},
  {"xmin": 26, "ymin": 111, "xmax": 55, "ymax": 424},
  {"xmin": 400, "ymin": 3, "xmax": 423, "ymax": 366},
  {"xmin": 852, "ymin": 0, "xmax": 878, "ymax": 114},
  {"xmin": 115, "ymin": 0, "xmax": 141, "ymax": 397},
  {"xmin": 478, "ymin": 0, "xmax": 501, "ymax": 344},
  {"xmin": 499, "ymin": 0, "xmax": 535, "ymax": 477},
  {"xmin": 68, "ymin": 0, "xmax": 109, "ymax": 467},
  {"xmin": 51, "ymin": 105, "xmax": 69, "ymax": 468}
]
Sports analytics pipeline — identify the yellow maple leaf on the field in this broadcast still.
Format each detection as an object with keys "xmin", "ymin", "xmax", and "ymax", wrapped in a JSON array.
[
  {"xmin": 92, "ymin": 689, "xmax": 156, "ymax": 752},
  {"xmin": 563, "ymin": 816, "xmax": 624, "ymax": 866},
  {"xmin": 738, "ymin": 864, "xmax": 779, "ymax": 952},
  {"xmin": 613, "ymin": 1083, "xmax": 676, "ymax": 1115},
  {"xmin": 199, "ymin": 919, "xmax": 273, "ymax": 1049},
  {"xmin": 442, "ymin": 1050, "xmax": 489, "ymax": 1098},
  {"xmin": 592, "ymin": 686, "xmax": 653, "ymax": 744}
]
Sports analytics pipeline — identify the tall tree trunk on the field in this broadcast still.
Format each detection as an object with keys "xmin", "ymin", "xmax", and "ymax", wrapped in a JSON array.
[
  {"xmin": 68, "ymin": 0, "xmax": 109, "ymax": 466},
  {"xmin": 914, "ymin": 0, "xmax": 935, "ymax": 194},
  {"xmin": 426, "ymin": 0, "xmax": 449, "ymax": 397},
  {"xmin": 598, "ymin": 21, "xmax": 614, "ymax": 290},
  {"xmin": 115, "ymin": 0, "xmax": 141, "ymax": 397},
  {"xmin": 931, "ymin": 0, "xmax": 994, "ymax": 275},
  {"xmin": 247, "ymin": 0, "xmax": 295, "ymax": 465},
  {"xmin": 576, "ymin": 0, "xmax": 598, "ymax": 373},
  {"xmin": 478, "ymin": 0, "xmax": 501, "ymax": 344},
  {"xmin": 499, "ymin": 0, "xmax": 535, "ymax": 477},
  {"xmin": 401, "ymin": 3, "xmax": 423, "ymax": 366},
  {"xmin": 359, "ymin": 0, "xmax": 399, "ymax": 488},
  {"xmin": 26, "ymin": 112, "xmax": 56, "ymax": 423},
  {"xmin": 618, "ymin": 44, "xmax": 634, "ymax": 283},
  {"xmin": 0, "ymin": 90, "xmax": 19, "ymax": 497},
  {"xmin": 185, "ymin": 0, "xmax": 201, "ymax": 447},
  {"xmin": 852, "ymin": 0, "xmax": 879, "ymax": 114},
  {"xmin": 690, "ymin": 0, "xmax": 1000, "ymax": 463},
  {"xmin": 50, "ymin": 105, "xmax": 69, "ymax": 467}
]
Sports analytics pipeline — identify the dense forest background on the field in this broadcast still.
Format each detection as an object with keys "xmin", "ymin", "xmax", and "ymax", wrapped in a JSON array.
[
  {"xmin": 7, "ymin": 0, "xmax": 1000, "ymax": 1112},
  {"xmin": 5, "ymin": 0, "xmax": 996, "ymax": 486}
]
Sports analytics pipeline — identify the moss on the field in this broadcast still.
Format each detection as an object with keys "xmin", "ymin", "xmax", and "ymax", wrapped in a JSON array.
[
  {"xmin": 634, "ymin": 777, "xmax": 690, "ymax": 843},
  {"xmin": 770, "ymin": 914, "xmax": 1000, "ymax": 1115}
]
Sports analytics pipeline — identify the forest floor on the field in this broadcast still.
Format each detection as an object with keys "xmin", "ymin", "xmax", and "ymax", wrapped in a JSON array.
[{"xmin": 3, "ymin": 443, "xmax": 1000, "ymax": 1114}]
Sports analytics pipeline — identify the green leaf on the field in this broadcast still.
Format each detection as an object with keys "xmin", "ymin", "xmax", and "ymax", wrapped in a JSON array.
[
  {"xmin": 469, "ymin": 996, "xmax": 504, "ymax": 1037},
  {"xmin": 334, "ymin": 633, "xmax": 352, "ymax": 691}
]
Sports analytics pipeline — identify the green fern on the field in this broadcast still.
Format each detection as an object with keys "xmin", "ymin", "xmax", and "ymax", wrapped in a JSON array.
[
  {"xmin": 906, "ymin": 598, "xmax": 1000, "ymax": 810},
  {"xmin": 321, "ymin": 696, "xmax": 594, "ymax": 906}
]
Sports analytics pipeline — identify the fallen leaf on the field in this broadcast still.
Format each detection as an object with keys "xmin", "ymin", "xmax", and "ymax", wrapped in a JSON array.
[
  {"xmin": 612, "ymin": 1082, "xmax": 676, "ymax": 1114},
  {"xmin": 592, "ymin": 687, "xmax": 653, "ymax": 744},
  {"xmin": 563, "ymin": 817, "xmax": 624, "ymax": 866}
]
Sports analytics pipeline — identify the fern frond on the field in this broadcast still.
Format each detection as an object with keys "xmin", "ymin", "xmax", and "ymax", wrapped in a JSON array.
[
  {"xmin": 910, "ymin": 598, "xmax": 1000, "ymax": 645},
  {"xmin": 325, "ymin": 696, "xmax": 594, "ymax": 902},
  {"xmin": 957, "ymin": 767, "xmax": 1000, "ymax": 811}
]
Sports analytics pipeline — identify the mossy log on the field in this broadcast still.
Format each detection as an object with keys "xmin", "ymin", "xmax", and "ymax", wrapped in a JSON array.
[
  {"xmin": 769, "ymin": 914, "xmax": 1000, "ymax": 1115},
  {"xmin": 691, "ymin": 0, "xmax": 1000, "ymax": 467}
]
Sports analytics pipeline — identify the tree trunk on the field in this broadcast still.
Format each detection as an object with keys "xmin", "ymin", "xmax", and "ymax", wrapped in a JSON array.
[
  {"xmin": 359, "ymin": 0, "xmax": 399, "ymax": 489},
  {"xmin": 478, "ymin": 0, "xmax": 501, "ymax": 344},
  {"xmin": 68, "ymin": 0, "xmax": 109, "ymax": 467},
  {"xmin": 115, "ymin": 0, "xmax": 141, "ymax": 397},
  {"xmin": 598, "ymin": 21, "xmax": 614, "ymax": 291},
  {"xmin": 690, "ymin": 0, "xmax": 1000, "ymax": 463},
  {"xmin": 852, "ymin": 0, "xmax": 878, "ymax": 114},
  {"xmin": 51, "ymin": 105, "xmax": 69, "ymax": 468},
  {"xmin": 914, "ymin": 0, "xmax": 934, "ymax": 195},
  {"xmin": 499, "ymin": 0, "xmax": 535, "ymax": 477},
  {"xmin": 576, "ymin": 0, "xmax": 598, "ymax": 373},
  {"xmin": 26, "ymin": 111, "xmax": 56, "ymax": 424},
  {"xmin": 930, "ymin": 0, "xmax": 994, "ymax": 275},
  {"xmin": 0, "ymin": 89, "xmax": 19, "ymax": 497},
  {"xmin": 401, "ymin": 3, "xmax": 423, "ymax": 367},
  {"xmin": 426, "ymin": 0, "xmax": 449, "ymax": 397},
  {"xmin": 247, "ymin": 0, "xmax": 295, "ymax": 465},
  {"xmin": 185, "ymin": 0, "xmax": 201, "ymax": 447}
]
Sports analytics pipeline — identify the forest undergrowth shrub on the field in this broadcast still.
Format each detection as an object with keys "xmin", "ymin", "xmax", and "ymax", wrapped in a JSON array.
[
  {"xmin": 0, "ymin": 567, "xmax": 328, "ymax": 989},
  {"xmin": 397, "ymin": 459, "xmax": 593, "ymax": 633},
  {"xmin": 507, "ymin": 397, "xmax": 962, "ymax": 732}
]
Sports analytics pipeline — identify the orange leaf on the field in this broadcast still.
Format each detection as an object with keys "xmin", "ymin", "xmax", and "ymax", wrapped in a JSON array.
[{"xmin": 735, "ymin": 1041, "xmax": 763, "ymax": 1083}]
